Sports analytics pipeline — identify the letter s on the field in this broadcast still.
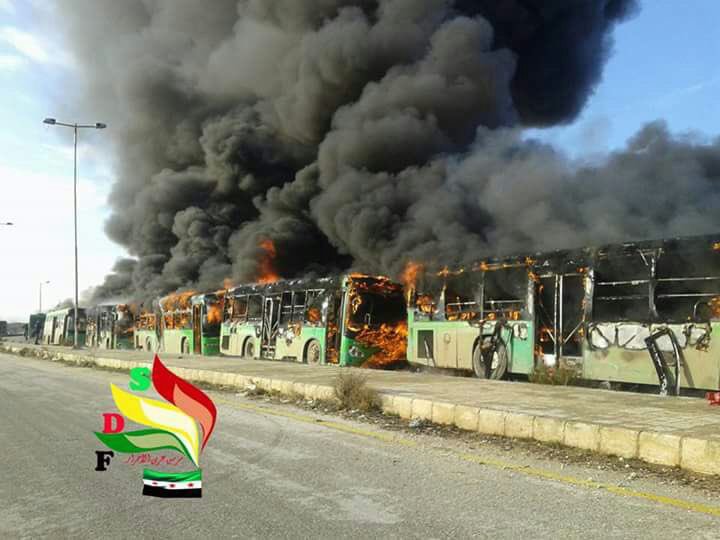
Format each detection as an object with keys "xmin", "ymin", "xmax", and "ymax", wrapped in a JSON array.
[{"xmin": 129, "ymin": 367, "xmax": 151, "ymax": 391}]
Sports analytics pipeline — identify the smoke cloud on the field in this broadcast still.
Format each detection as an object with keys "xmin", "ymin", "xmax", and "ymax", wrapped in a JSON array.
[{"xmin": 55, "ymin": 0, "xmax": 719, "ymax": 303}]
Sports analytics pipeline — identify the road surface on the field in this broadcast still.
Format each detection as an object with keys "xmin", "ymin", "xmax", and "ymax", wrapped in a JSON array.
[{"xmin": 1, "ymin": 352, "xmax": 719, "ymax": 539}]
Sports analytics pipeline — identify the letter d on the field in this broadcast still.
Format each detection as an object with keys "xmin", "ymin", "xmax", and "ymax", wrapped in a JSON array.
[{"xmin": 102, "ymin": 413, "xmax": 125, "ymax": 434}]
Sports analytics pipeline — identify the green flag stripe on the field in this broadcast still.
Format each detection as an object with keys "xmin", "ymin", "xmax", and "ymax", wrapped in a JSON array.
[
  {"xmin": 94, "ymin": 429, "xmax": 192, "ymax": 461},
  {"xmin": 143, "ymin": 469, "xmax": 202, "ymax": 482}
]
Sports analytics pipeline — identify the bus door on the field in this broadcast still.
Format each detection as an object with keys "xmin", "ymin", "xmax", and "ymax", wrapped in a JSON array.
[
  {"xmin": 192, "ymin": 304, "xmax": 202, "ymax": 354},
  {"xmin": 261, "ymin": 295, "xmax": 281, "ymax": 358},
  {"xmin": 325, "ymin": 291, "xmax": 343, "ymax": 364},
  {"xmin": 535, "ymin": 273, "xmax": 585, "ymax": 365}
]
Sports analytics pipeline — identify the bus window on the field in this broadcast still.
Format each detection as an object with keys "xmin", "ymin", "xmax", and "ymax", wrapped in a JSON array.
[
  {"xmin": 348, "ymin": 290, "xmax": 405, "ymax": 328},
  {"xmin": 247, "ymin": 295, "xmax": 262, "ymax": 320},
  {"xmin": 304, "ymin": 291, "xmax": 326, "ymax": 326},
  {"xmin": 203, "ymin": 298, "xmax": 222, "ymax": 337},
  {"xmin": 279, "ymin": 292, "xmax": 293, "ymax": 325},
  {"xmin": 292, "ymin": 291, "xmax": 306, "ymax": 322},
  {"xmin": 593, "ymin": 254, "xmax": 651, "ymax": 322},
  {"xmin": 231, "ymin": 296, "xmax": 248, "ymax": 322},
  {"xmin": 483, "ymin": 267, "xmax": 527, "ymax": 320},
  {"xmin": 655, "ymin": 249, "xmax": 720, "ymax": 322}
]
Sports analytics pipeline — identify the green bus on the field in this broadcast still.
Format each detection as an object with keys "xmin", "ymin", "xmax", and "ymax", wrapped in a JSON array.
[
  {"xmin": 220, "ymin": 274, "xmax": 407, "ymax": 367},
  {"xmin": 43, "ymin": 307, "xmax": 87, "ymax": 346},
  {"xmin": 159, "ymin": 291, "xmax": 223, "ymax": 356},
  {"xmin": 406, "ymin": 234, "xmax": 720, "ymax": 392},
  {"xmin": 86, "ymin": 305, "xmax": 135, "ymax": 350}
]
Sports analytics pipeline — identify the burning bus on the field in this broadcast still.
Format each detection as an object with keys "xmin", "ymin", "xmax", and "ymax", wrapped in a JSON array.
[
  {"xmin": 406, "ymin": 234, "xmax": 720, "ymax": 393},
  {"xmin": 220, "ymin": 274, "xmax": 407, "ymax": 367},
  {"xmin": 134, "ymin": 304, "xmax": 160, "ymax": 352},
  {"xmin": 43, "ymin": 307, "xmax": 87, "ymax": 346},
  {"xmin": 86, "ymin": 304, "xmax": 136, "ymax": 350},
  {"xmin": 159, "ymin": 291, "xmax": 223, "ymax": 356}
]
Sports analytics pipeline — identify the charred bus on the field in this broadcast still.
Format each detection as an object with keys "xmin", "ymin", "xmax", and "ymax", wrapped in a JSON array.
[
  {"xmin": 86, "ymin": 305, "xmax": 135, "ymax": 350},
  {"xmin": 26, "ymin": 313, "xmax": 45, "ymax": 343},
  {"xmin": 135, "ymin": 304, "xmax": 161, "ymax": 352},
  {"xmin": 220, "ymin": 274, "xmax": 407, "ymax": 367},
  {"xmin": 159, "ymin": 291, "xmax": 223, "ymax": 356},
  {"xmin": 43, "ymin": 307, "xmax": 87, "ymax": 346},
  {"xmin": 406, "ymin": 234, "xmax": 720, "ymax": 392},
  {"xmin": 159, "ymin": 292, "xmax": 194, "ymax": 354}
]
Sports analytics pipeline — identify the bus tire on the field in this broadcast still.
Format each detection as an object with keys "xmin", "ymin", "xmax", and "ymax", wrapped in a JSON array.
[
  {"xmin": 243, "ymin": 338, "xmax": 255, "ymax": 359},
  {"xmin": 304, "ymin": 340, "xmax": 321, "ymax": 365},
  {"xmin": 472, "ymin": 337, "xmax": 508, "ymax": 380}
]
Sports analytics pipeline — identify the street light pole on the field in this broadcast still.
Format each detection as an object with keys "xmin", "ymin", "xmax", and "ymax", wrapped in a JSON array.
[
  {"xmin": 43, "ymin": 118, "xmax": 106, "ymax": 349},
  {"xmin": 39, "ymin": 280, "xmax": 50, "ymax": 313}
]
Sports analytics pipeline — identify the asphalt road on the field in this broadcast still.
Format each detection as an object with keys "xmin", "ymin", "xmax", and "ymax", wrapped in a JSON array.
[{"xmin": 1, "ymin": 353, "xmax": 720, "ymax": 539}]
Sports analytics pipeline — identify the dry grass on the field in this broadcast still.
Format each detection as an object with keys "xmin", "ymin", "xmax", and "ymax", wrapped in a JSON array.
[
  {"xmin": 333, "ymin": 371, "xmax": 380, "ymax": 412},
  {"xmin": 529, "ymin": 363, "xmax": 578, "ymax": 386}
]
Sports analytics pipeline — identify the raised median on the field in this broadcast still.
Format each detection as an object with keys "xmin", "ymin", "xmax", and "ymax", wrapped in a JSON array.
[{"xmin": 3, "ymin": 341, "xmax": 720, "ymax": 476}]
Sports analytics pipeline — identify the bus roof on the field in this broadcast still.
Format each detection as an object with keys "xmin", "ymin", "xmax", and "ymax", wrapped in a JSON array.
[{"xmin": 436, "ymin": 232, "xmax": 720, "ymax": 276}]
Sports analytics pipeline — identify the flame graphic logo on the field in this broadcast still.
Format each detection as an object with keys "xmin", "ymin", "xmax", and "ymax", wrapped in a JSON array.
[{"xmin": 95, "ymin": 355, "xmax": 217, "ymax": 497}]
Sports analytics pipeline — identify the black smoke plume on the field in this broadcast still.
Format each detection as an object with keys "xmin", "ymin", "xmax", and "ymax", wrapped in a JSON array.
[{"xmin": 56, "ymin": 1, "xmax": 718, "ymax": 303}]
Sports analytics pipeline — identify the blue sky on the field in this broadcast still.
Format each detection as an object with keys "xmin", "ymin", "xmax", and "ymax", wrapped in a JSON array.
[
  {"xmin": 0, "ymin": 0, "xmax": 120, "ymax": 321},
  {"xmin": 0, "ymin": 0, "xmax": 718, "ymax": 321},
  {"xmin": 529, "ymin": 0, "xmax": 720, "ymax": 156}
]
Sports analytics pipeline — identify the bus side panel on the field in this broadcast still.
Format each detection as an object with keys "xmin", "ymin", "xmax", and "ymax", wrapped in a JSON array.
[
  {"xmin": 582, "ymin": 322, "xmax": 720, "ymax": 390},
  {"xmin": 507, "ymin": 321, "xmax": 534, "ymax": 375},
  {"xmin": 163, "ymin": 329, "xmax": 193, "ymax": 354},
  {"xmin": 274, "ymin": 330, "xmax": 304, "ymax": 361},
  {"xmin": 136, "ymin": 330, "xmax": 159, "ymax": 352},
  {"xmin": 407, "ymin": 320, "xmax": 462, "ymax": 369},
  {"xmin": 338, "ymin": 334, "xmax": 376, "ymax": 367},
  {"xmin": 201, "ymin": 337, "xmax": 220, "ymax": 356},
  {"xmin": 116, "ymin": 335, "xmax": 134, "ymax": 350},
  {"xmin": 221, "ymin": 323, "xmax": 260, "ymax": 358},
  {"xmin": 300, "ymin": 326, "xmax": 327, "ymax": 363}
]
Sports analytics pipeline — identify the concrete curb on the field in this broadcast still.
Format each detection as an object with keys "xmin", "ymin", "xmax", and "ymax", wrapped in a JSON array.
[{"xmin": 4, "ymin": 344, "xmax": 718, "ymax": 476}]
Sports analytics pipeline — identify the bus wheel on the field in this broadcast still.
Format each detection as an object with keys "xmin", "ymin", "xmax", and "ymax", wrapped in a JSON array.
[
  {"xmin": 243, "ymin": 339, "xmax": 255, "ymax": 358},
  {"xmin": 304, "ymin": 340, "xmax": 321, "ymax": 365},
  {"xmin": 472, "ymin": 337, "xmax": 508, "ymax": 380}
]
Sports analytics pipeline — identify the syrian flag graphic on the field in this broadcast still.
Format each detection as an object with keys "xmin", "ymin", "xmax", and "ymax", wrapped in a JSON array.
[{"xmin": 142, "ymin": 469, "xmax": 202, "ymax": 498}]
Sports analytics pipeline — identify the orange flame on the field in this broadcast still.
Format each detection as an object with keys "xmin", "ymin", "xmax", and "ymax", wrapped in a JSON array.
[
  {"xmin": 137, "ymin": 312, "xmax": 157, "ymax": 330},
  {"xmin": 713, "ymin": 242, "xmax": 720, "ymax": 252},
  {"xmin": 306, "ymin": 307, "xmax": 321, "ymax": 324},
  {"xmin": 401, "ymin": 261, "xmax": 423, "ymax": 304},
  {"xmin": 416, "ymin": 294, "xmax": 435, "ymax": 314},
  {"xmin": 711, "ymin": 297, "xmax": 720, "ymax": 319},
  {"xmin": 257, "ymin": 239, "xmax": 280, "ymax": 284},
  {"xmin": 206, "ymin": 303, "xmax": 222, "ymax": 325},
  {"xmin": 358, "ymin": 321, "xmax": 408, "ymax": 369}
]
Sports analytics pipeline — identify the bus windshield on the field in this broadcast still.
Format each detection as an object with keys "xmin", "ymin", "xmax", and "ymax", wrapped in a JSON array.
[{"xmin": 348, "ymin": 290, "xmax": 406, "ymax": 328}]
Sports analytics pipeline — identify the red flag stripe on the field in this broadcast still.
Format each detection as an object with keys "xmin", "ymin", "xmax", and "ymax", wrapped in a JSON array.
[{"xmin": 152, "ymin": 355, "xmax": 217, "ymax": 449}]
